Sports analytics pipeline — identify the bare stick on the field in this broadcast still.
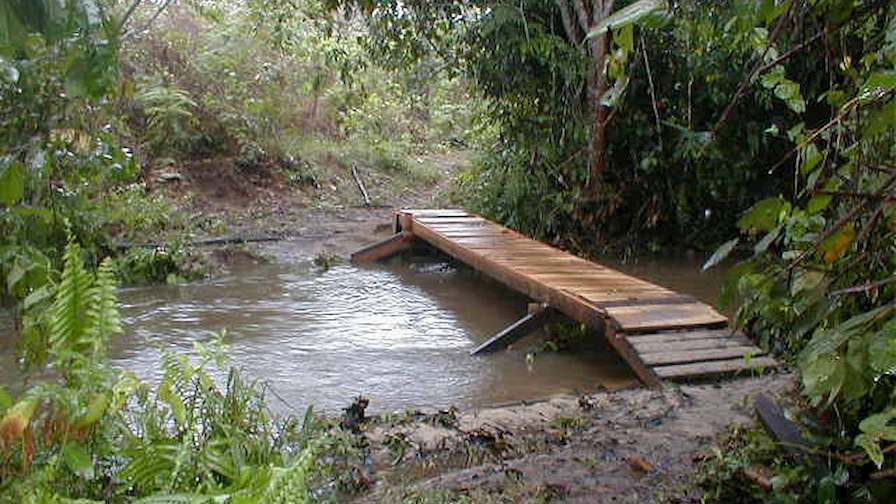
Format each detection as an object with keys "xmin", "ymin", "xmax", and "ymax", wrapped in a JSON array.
[
  {"xmin": 829, "ymin": 277, "xmax": 896, "ymax": 297},
  {"xmin": 640, "ymin": 34, "xmax": 662, "ymax": 146},
  {"xmin": 351, "ymin": 166, "xmax": 372, "ymax": 207}
]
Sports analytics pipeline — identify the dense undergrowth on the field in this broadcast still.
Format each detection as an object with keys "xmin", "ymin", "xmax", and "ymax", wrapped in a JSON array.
[
  {"xmin": 1, "ymin": 241, "xmax": 367, "ymax": 503},
  {"xmin": 0, "ymin": 0, "xmax": 474, "ymax": 300}
]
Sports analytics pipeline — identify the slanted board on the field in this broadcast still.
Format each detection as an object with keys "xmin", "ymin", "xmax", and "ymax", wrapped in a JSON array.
[
  {"xmin": 653, "ymin": 356, "xmax": 777, "ymax": 379},
  {"xmin": 350, "ymin": 232, "xmax": 415, "ymax": 263},
  {"xmin": 643, "ymin": 346, "xmax": 764, "ymax": 365}
]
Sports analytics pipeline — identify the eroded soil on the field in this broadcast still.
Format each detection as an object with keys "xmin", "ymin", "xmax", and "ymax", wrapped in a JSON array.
[{"xmin": 350, "ymin": 374, "xmax": 795, "ymax": 503}]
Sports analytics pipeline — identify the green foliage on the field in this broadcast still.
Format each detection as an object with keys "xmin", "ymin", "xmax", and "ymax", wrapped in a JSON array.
[
  {"xmin": 112, "ymin": 245, "xmax": 208, "ymax": 285},
  {"xmin": 697, "ymin": 425, "xmax": 819, "ymax": 503},
  {"xmin": 699, "ymin": 0, "xmax": 896, "ymax": 499},
  {"xmin": 135, "ymin": 81, "xmax": 199, "ymax": 156},
  {"xmin": 1, "ymin": 241, "xmax": 360, "ymax": 502}
]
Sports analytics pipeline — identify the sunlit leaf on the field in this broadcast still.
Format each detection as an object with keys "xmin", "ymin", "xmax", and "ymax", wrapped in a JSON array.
[
  {"xmin": 856, "ymin": 433, "xmax": 884, "ymax": 468},
  {"xmin": 587, "ymin": 0, "xmax": 666, "ymax": 38},
  {"xmin": 800, "ymin": 143, "xmax": 822, "ymax": 174},
  {"xmin": 859, "ymin": 71, "xmax": 896, "ymax": 103},
  {"xmin": 820, "ymin": 224, "xmax": 856, "ymax": 264},
  {"xmin": 702, "ymin": 238, "xmax": 738, "ymax": 271},
  {"xmin": 737, "ymin": 197, "xmax": 787, "ymax": 233},
  {"xmin": 0, "ymin": 386, "xmax": 11, "ymax": 411}
]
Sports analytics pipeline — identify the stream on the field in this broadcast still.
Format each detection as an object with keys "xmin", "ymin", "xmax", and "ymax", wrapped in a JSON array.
[{"xmin": 0, "ymin": 244, "xmax": 725, "ymax": 415}]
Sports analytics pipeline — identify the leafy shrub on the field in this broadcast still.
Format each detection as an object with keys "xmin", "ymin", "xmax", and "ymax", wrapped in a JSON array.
[
  {"xmin": 112, "ymin": 245, "xmax": 208, "ymax": 285},
  {"xmin": 1, "ymin": 240, "xmax": 359, "ymax": 502},
  {"xmin": 134, "ymin": 81, "xmax": 199, "ymax": 156}
]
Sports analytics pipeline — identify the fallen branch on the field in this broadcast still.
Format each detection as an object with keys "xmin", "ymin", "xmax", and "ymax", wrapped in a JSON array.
[
  {"xmin": 351, "ymin": 166, "xmax": 372, "ymax": 207},
  {"xmin": 829, "ymin": 276, "xmax": 896, "ymax": 297},
  {"xmin": 116, "ymin": 235, "xmax": 284, "ymax": 250}
]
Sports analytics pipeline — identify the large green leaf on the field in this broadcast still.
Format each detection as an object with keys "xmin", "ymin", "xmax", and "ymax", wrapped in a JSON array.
[
  {"xmin": 0, "ymin": 161, "xmax": 25, "ymax": 205},
  {"xmin": 800, "ymin": 305, "xmax": 896, "ymax": 362},
  {"xmin": 587, "ymin": 0, "xmax": 666, "ymax": 38},
  {"xmin": 63, "ymin": 442, "xmax": 95, "ymax": 479},
  {"xmin": 737, "ymin": 197, "xmax": 787, "ymax": 233}
]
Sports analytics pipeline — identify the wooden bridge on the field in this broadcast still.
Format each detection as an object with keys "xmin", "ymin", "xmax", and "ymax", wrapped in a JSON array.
[{"xmin": 351, "ymin": 209, "xmax": 775, "ymax": 387}]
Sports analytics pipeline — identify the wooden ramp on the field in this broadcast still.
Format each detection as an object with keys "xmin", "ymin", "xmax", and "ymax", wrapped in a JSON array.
[{"xmin": 352, "ymin": 209, "xmax": 775, "ymax": 387}]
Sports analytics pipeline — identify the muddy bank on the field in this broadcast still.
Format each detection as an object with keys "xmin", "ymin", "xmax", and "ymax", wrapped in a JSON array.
[{"xmin": 348, "ymin": 372, "xmax": 795, "ymax": 503}]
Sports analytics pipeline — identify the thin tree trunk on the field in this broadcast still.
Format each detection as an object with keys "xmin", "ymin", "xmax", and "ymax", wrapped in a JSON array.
[{"xmin": 586, "ymin": 32, "xmax": 609, "ymax": 198}]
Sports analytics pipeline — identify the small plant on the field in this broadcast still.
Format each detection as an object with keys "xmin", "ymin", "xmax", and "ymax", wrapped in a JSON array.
[
  {"xmin": 112, "ymin": 245, "xmax": 208, "ymax": 284},
  {"xmin": 313, "ymin": 250, "xmax": 340, "ymax": 271},
  {"xmin": 135, "ymin": 81, "xmax": 198, "ymax": 156}
]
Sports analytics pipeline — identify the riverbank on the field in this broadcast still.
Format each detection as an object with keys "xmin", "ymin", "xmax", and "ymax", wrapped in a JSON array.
[{"xmin": 337, "ymin": 372, "xmax": 795, "ymax": 502}]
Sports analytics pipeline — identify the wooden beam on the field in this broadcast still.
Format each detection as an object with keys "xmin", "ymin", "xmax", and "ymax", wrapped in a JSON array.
[
  {"xmin": 350, "ymin": 232, "xmax": 415, "ymax": 263},
  {"xmin": 755, "ymin": 394, "xmax": 812, "ymax": 456},
  {"xmin": 470, "ymin": 305, "xmax": 561, "ymax": 355}
]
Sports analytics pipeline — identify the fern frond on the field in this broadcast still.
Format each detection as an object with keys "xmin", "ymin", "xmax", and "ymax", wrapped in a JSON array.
[
  {"xmin": 85, "ymin": 257, "xmax": 122, "ymax": 360},
  {"xmin": 49, "ymin": 240, "xmax": 91, "ymax": 354}
]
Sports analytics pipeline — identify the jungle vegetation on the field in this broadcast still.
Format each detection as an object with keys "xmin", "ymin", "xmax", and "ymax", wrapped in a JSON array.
[{"xmin": 1, "ymin": 0, "xmax": 895, "ymax": 502}]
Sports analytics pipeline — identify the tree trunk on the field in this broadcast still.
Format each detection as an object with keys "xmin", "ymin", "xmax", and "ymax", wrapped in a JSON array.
[
  {"xmin": 555, "ymin": 0, "xmax": 612, "ymax": 203},
  {"xmin": 586, "ymin": 33, "xmax": 609, "ymax": 199}
]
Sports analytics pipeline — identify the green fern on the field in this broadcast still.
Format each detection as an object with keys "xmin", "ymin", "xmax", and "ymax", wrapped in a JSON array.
[
  {"xmin": 49, "ymin": 240, "xmax": 93, "ymax": 356},
  {"xmin": 47, "ymin": 241, "xmax": 122, "ymax": 374},
  {"xmin": 85, "ymin": 258, "xmax": 122, "ymax": 359}
]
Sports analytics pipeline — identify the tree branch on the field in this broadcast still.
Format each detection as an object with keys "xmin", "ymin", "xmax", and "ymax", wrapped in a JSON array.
[
  {"xmin": 829, "ymin": 276, "xmax": 896, "ymax": 297},
  {"xmin": 120, "ymin": 0, "xmax": 142, "ymax": 31},
  {"xmin": 554, "ymin": 0, "xmax": 582, "ymax": 45},
  {"xmin": 709, "ymin": 0, "xmax": 796, "ymax": 139},
  {"xmin": 640, "ymin": 33, "xmax": 662, "ymax": 145}
]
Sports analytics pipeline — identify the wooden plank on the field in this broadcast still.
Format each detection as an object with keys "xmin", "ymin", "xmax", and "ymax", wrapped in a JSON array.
[
  {"xmin": 597, "ymin": 295, "xmax": 697, "ymax": 308},
  {"xmin": 642, "ymin": 346, "xmax": 764, "ymax": 365},
  {"xmin": 632, "ymin": 336, "xmax": 752, "ymax": 354},
  {"xmin": 470, "ymin": 306, "xmax": 561, "ymax": 355},
  {"xmin": 608, "ymin": 303, "xmax": 728, "ymax": 332},
  {"xmin": 416, "ymin": 217, "xmax": 487, "ymax": 224},
  {"xmin": 625, "ymin": 329, "xmax": 742, "ymax": 343},
  {"xmin": 350, "ymin": 232, "xmax": 415, "ymax": 263},
  {"xmin": 402, "ymin": 208, "xmax": 470, "ymax": 216},
  {"xmin": 653, "ymin": 356, "xmax": 777, "ymax": 379}
]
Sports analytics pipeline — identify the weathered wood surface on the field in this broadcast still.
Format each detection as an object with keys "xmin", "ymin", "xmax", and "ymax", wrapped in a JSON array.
[{"xmin": 359, "ymin": 209, "xmax": 774, "ymax": 385}]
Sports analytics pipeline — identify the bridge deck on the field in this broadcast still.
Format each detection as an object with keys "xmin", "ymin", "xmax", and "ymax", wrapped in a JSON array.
[{"xmin": 354, "ymin": 209, "xmax": 775, "ymax": 386}]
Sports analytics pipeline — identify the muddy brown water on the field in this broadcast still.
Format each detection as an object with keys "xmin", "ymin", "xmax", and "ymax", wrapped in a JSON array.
[{"xmin": 0, "ymin": 245, "xmax": 725, "ymax": 415}]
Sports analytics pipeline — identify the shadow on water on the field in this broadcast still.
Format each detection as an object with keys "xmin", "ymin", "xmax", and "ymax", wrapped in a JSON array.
[{"xmin": 0, "ymin": 245, "xmax": 724, "ymax": 415}]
